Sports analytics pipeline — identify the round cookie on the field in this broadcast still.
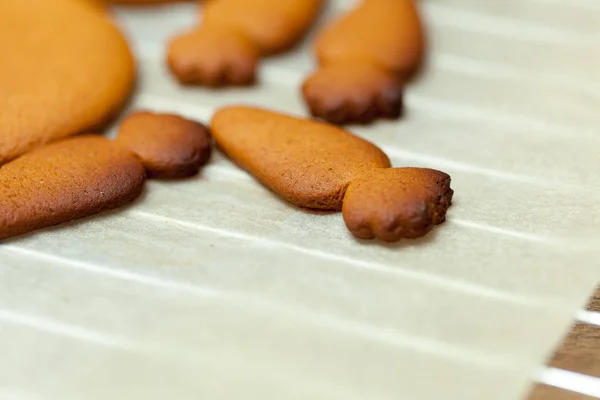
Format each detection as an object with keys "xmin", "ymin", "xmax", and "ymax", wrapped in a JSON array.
[
  {"xmin": 0, "ymin": 0, "xmax": 135, "ymax": 165},
  {"xmin": 116, "ymin": 111, "xmax": 212, "ymax": 179}
]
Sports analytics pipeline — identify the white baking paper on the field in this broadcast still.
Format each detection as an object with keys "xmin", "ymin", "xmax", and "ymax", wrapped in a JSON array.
[{"xmin": 1, "ymin": 1, "xmax": 599, "ymax": 399}]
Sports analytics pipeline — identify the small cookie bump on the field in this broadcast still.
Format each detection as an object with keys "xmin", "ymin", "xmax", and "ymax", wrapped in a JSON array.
[
  {"xmin": 116, "ymin": 111, "xmax": 212, "ymax": 179},
  {"xmin": 0, "ymin": 136, "xmax": 146, "ymax": 241}
]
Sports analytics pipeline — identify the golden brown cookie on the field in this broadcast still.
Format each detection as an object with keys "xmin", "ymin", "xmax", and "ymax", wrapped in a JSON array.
[
  {"xmin": 302, "ymin": 0, "xmax": 425, "ymax": 125},
  {"xmin": 211, "ymin": 106, "xmax": 453, "ymax": 241},
  {"xmin": 167, "ymin": 0, "xmax": 324, "ymax": 86},
  {"xmin": 116, "ymin": 111, "xmax": 212, "ymax": 179},
  {"xmin": 211, "ymin": 106, "xmax": 390, "ymax": 210},
  {"xmin": 342, "ymin": 168, "xmax": 453, "ymax": 242},
  {"xmin": 0, "ymin": 135, "xmax": 146, "ymax": 241},
  {"xmin": 106, "ymin": 0, "xmax": 191, "ymax": 3},
  {"xmin": 0, "ymin": 0, "xmax": 135, "ymax": 165}
]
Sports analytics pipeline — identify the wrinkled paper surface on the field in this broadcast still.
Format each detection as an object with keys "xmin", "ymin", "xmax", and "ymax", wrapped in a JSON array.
[{"xmin": 1, "ymin": 1, "xmax": 599, "ymax": 399}]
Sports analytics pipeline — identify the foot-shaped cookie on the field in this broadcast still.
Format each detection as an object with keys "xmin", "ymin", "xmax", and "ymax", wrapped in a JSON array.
[
  {"xmin": 211, "ymin": 106, "xmax": 453, "ymax": 242},
  {"xmin": 302, "ymin": 62, "xmax": 404, "ymax": 125},
  {"xmin": 0, "ymin": 136, "xmax": 146, "ymax": 241},
  {"xmin": 1, "ymin": 109, "xmax": 214, "ymax": 240},
  {"xmin": 166, "ymin": 0, "xmax": 324, "ymax": 87},
  {"xmin": 342, "ymin": 168, "xmax": 453, "ymax": 242},
  {"xmin": 167, "ymin": 27, "xmax": 259, "ymax": 87},
  {"xmin": 303, "ymin": 0, "xmax": 424, "ymax": 125}
]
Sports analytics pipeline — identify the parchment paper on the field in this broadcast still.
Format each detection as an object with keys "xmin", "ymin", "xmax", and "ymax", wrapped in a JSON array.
[{"xmin": 1, "ymin": 1, "xmax": 599, "ymax": 399}]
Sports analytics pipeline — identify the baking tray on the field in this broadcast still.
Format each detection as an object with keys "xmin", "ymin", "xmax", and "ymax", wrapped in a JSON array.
[{"xmin": 1, "ymin": 1, "xmax": 599, "ymax": 399}]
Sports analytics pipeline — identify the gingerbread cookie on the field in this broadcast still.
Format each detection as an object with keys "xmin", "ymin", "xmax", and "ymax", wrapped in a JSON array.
[
  {"xmin": 116, "ymin": 111, "xmax": 212, "ymax": 179},
  {"xmin": 104, "ymin": 0, "xmax": 191, "ymax": 4},
  {"xmin": 0, "ymin": 136, "xmax": 146, "ymax": 241},
  {"xmin": 167, "ymin": 0, "xmax": 324, "ymax": 86},
  {"xmin": 0, "ymin": 0, "xmax": 135, "ymax": 165},
  {"xmin": 211, "ymin": 106, "xmax": 452, "ymax": 241},
  {"xmin": 302, "ymin": 0, "xmax": 425, "ymax": 125}
]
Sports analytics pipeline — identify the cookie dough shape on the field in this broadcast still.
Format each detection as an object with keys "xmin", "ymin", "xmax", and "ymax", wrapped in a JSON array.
[
  {"xmin": 211, "ymin": 106, "xmax": 453, "ymax": 241},
  {"xmin": 0, "ymin": 136, "xmax": 146, "ymax": 241},
  {"xmin": 107, "ymin": 0, "xmax": 185, "ymax": 2},
  {"xmin": 104, "ymin": 0, "xmax": 191, "ymax": 4},
  {"xmin": 302, "ymin": 0, "xmax": 425, "ymax": 125},
  {"xmin": 0, "ymin": 0, "xmax": 135, "ymax": 164},
  {"xmin": 116, "ymin": 111, "xmax": 212, "ymax": 179},
  {"xmin": 167, "ymin": 0, "xmax": 324, "ymax": 86}
]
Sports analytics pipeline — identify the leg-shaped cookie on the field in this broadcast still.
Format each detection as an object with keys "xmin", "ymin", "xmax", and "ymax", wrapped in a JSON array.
[
  {"xmin": 0, "ymin": 136, "xmax": 146, "ymax": 241},
  {"xmin": 167, "ymin": 0, "xmax": 324, "ymax": 86},
  {"xmin": 302, "ymin": 0, "xmax": 425, "ymax": 125},
  {"xmin": 211, "ymin": 106, "xmax": 390, "ymax": 209},
  {"xmin": 211, "ymin": 106, "xmax": 452, "ymax": 241},
  {"xmin": 1, "ymin": 109, "xmax": 215, "ymax": 240},
  {"xmin": 0, "ymin": 0, "xmax": 135, "ymax": 164}
]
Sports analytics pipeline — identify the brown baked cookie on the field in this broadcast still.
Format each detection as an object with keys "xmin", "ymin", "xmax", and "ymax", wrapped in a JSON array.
[
  {"xmin": 167, "ymin": 0, "xmax": 324, "ymax": 86},
  {"xmin": 0, "ymin": 0, "xmax": 135, "ymax": 165},
  {"xmin": 343, "ymin": 168, "xmax": 453, "ymax": 242},
  {"xmin": 211, "ymin": 106, "xmax": 390, "ymax": 210},
  {"xmin": 106, "ymin": 0, "xmax": 191, "ymax": 3},
  {"xmin": 116, "ymin": 111, "xmax": 212, "ymax": 179},
  {"xmin": 302, "ymin": 0, "xmax": 425, "ymax": 125},
  {"xmin": 211, "ymin": 106, "xmax": 453, "ymax": 241},
  {"xmin": 0, "ymin": 135, "xmax": 146, "ymax": 241}
]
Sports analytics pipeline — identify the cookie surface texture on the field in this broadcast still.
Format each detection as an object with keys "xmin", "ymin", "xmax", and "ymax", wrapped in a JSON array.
[
  {"xmin": 211, "ymin": 106, "xmax": 390, "ymax": 210},
  {"xmin": 0, "ymin": 135, "xmax": 146, "ymax": 241},
  {"xmin": 0, "ymin": 0, "xmax": 135, "ymax": 164},
  {"xmin": 116, "ymin": 111, "xmax": 212, "ymax": 179},
  {"xmin": 302, "ymin": 0, "xmax": 425, "ymax": 124},
  {"xmin": 342, "ymin": 168, "xmax": 453, "ymax": 242}
]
